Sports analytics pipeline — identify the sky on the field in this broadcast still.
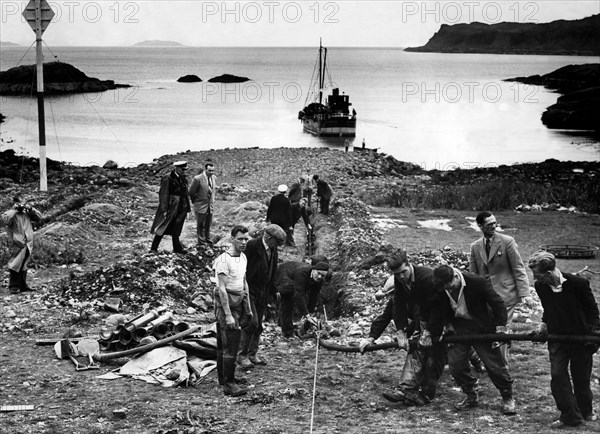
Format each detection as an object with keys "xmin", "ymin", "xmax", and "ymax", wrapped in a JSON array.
[{"xmin": 0, "ymin": 0, "xmax": 599, "ymax": 47}]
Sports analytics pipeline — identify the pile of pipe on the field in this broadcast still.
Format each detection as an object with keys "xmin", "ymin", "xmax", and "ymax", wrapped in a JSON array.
[{"xmin": 98, "ymin": 307, "xmax": 191, "ymax": 351}]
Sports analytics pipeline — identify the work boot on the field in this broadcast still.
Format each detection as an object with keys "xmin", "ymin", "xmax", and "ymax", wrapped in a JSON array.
[
  {"xmin": 9, "ymin": 270, "xmax": 20, "ymax": 293},
  {"xmin": 237, "ymin": 357, "xmax": 255, "ymax": 370},
  {"xmin": 20, "ymin": 270, "xmax": 33, "ymax": 292},
  {"xmin": 455, "ymin": 390, "xmax": 479, "ymax": 410},
  {"xmin": 223, "ymin": 357, "xmax": 247, "ymax": 397},
  {"xmin": 382, "ymin": 388, "xmax": 408, "ymax": 403},
  {"xmin": 502, "ymin": 397, "xmax": 517, "ymax": 415},
  {"xmin": 249, "ymin": 356, "xmax": 267, "ymax": 366}
]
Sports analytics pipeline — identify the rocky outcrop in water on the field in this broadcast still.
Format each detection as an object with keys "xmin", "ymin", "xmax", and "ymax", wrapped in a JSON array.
[
  {"xmin": 0, "ymin": 62, "xmax": 131, "ymax": 95},
  {"xmin": 506, "ymin": 64, "xmax": 600, "ymax": 131},
  {"xmin": 405, "ymin": 15, "xmax": 600, "ymax": 56},
  {"xmin": 208, "ymin": 74, "xmax": 250, "ymax": 83},
  {"xmin": 177, "ymin": 74, "xmax": 202, "ymax": 83}
]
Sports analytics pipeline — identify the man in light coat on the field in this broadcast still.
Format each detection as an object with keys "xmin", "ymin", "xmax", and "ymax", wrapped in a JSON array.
[
  {"xmin": 469, "ymin": 211, "xmax": 529, "ymax": 360},
  {"xmin": 189, "ymin": 162, "xmax": 216, "ymax": 248},
  {"xmin": 2, "ymin": 194, "xmax": 43, "ymax": 293}
]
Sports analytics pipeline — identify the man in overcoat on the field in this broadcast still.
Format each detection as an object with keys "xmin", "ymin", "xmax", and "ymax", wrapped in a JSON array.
[
  {"xmin": 266, "ymin": 184, "xmax": 292, "ymax": 243},
  {"xmin": 2, "ymin": 194, "xmax": 43, "ymax": 293},
  {"xmin": 238, "ymin": 224, "xmax": 286, "ymax": 369},
  {"xmin": 312, "ymin": 175, "xmax": 332, "ymax": 215},
  {"xmin": 189, "ymin": 162, "xmax": 216, "ymax": 248},
  {"xmin": 150, "ymin": 161, "xmax": 190, "ymax": 253}
]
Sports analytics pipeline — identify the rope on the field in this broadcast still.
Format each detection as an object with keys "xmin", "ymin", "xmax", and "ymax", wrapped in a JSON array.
[
  {"xmin": 309, "ymin": 331, "xmax": 320, "ymax": 434},
  {"xmin": 15, "ymin": 42, "xmax": 35, "ymax": 67}
]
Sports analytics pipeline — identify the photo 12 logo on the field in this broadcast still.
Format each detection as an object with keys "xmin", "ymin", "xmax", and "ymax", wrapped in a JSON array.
[
  {"xmin": 401, "ymin": 81, "xmax": 539, "ymax": 104},
  {"xmin": 1, "ymin": 1, "xmax": 140, "ymax": 25},
  {"xmin": 201, "ymin": 1, "xmax": 340, "ymax": 24},
  {"xmin": 401, "ymin": 1, "xmax": 540, "ymax": 24}
]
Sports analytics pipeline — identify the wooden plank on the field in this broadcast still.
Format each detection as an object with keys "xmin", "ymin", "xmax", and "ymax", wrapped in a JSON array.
[{"xmin": 1, "ymin": 405, "xmax": 35, "ymax": 412}]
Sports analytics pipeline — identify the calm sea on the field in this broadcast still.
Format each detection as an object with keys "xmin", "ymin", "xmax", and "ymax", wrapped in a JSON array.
[{"xmin": 0, "ymin": 46, "xmax": 598, "ymax": 168}]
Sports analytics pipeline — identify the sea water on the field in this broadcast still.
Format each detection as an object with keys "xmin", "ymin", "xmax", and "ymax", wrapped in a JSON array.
[{"xmin": 0, "ymin": 46, "xmax": 598, "ymax": 168}]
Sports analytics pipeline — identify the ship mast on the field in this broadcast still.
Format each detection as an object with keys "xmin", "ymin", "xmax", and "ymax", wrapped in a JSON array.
[{"xmin": 318, "ymin": 38, "xmax": 323, "ymax": 105}]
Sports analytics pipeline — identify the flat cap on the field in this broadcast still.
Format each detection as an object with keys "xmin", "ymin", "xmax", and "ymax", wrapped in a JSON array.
[
  {"xmin": 264, "ymin": 224, "xmax": 286, "ymax": 242},
  {"xmin": 313, "ymin": 262, "xmax": 330, "ymax": 272}
]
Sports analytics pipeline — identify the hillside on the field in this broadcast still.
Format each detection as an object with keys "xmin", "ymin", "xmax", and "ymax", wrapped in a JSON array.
[{"xmin": 405, "ymin": 14, "xmax": 600, "ymax": 55}]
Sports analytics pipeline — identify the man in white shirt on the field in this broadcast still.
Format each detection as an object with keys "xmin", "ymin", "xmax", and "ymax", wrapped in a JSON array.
[{"xmin": 213, "ymin": 225, "xmax": 252, "ymax": 396}]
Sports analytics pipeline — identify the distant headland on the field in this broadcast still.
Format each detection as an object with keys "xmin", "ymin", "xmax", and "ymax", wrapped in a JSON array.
[
  {"xmin": 134, "ymin": 40, "xmax": 184, "ymax": 47},
  {"xmin": 506, "ymin": 64, "xmax": 600, "ymax": 131},
  {"xmin": 0, "ymin": 41, "xmax": 21, "ymax": 47},
  {"xmin": 405, "ymin": 14, "xmax": 600, "ymax": 56}
]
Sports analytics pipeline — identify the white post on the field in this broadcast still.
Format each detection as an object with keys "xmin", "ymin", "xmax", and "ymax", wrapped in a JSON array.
[{"xmin": 35, "ymin": 0, "xmax": 47, "ymax": 191}]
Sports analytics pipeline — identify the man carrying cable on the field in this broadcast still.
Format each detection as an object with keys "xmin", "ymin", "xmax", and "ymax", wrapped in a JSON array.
[{"xmin": 367, "ymin": 251, "xmax": 446, "ymax": 406}]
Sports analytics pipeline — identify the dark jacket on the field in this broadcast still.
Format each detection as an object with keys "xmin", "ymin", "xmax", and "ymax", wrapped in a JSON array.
[
  {"xmin": 245, "ymin": 237, "xmax": 278, "ymax": 295},
  {"xmin": 291, "ymin": 202, "xmax": 310, "ymax": 227},
  {"xmin": 150, "ymin": 171, "xmax": 190, "ymax": 236},
  {"xmin": 274, "ymin": 261, "xmax": 323, "ymax": 316},
  {"xmin": 392, "ymin": 265, "xmax": 435, "ymax": 334},
  {"xmin": 288, "ymin": 183, "xmax": 302, "ymax": 204},
  {"xmin": 315, "ymin": 179, "xmax": 332, "ymax": 200},
  {"xmin": 535, "ymin": 272, "xmax": 600, "ymax": 335},
  {"xmin": 427, "ymin": 272, "xmax": 507, "ymax": 336},
  {"xmin": 266, "ymin": 193, "xmax": 292, "ymax": 229}
]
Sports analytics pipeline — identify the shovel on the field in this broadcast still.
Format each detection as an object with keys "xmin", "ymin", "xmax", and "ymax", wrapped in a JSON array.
[
  {"xmin": 76, "ymin": 339, "xmax": 100, "ymax": 370},
  {"xmin": 54, "ymin": 339, "xmax": 88, "ymax": 371}
]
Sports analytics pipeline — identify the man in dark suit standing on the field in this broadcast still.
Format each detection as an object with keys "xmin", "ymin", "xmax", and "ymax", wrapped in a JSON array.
[
  {"xmin": 238, "ymin": 224, "xmax": 286, "ymax": 369},
  {"xmin": 528, "ymin": 251, "xmax": 600, "ymax": 427},
  {"xmin": 189, "ymin": 162, "xmax": 216, "ymax": 248},
  {"xmin": 420, "ymin": 264, "xmax": 516, "ymax": 415},
  {"xmin": 150, "ymin": 161, "xmax": 190, "ymax": 254},
  {"xmin": 266, "ymin": 184, "xmax": 292, "ymax": 242}
]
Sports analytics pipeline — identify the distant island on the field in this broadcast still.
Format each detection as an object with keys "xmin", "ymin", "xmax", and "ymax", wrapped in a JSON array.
[
  {"xmin": 0, "ymin": 62, "xmax": 131, "ymax": 95},
  {"xmin": 405, "ymin": 14, "xmax": 600, "ymax": 56},
  {"xmin": 506, "ymin": 64, "xmax": 600, "ymax": 131},
  {"xmin": 134, "ymin": 40, "xmax": 184, "ymax": 47},
  {"xmin": 0, "ymin": 41, "xmax": 21, "ymax": 47}
]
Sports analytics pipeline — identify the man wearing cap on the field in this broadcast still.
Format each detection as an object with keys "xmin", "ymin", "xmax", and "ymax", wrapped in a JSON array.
[
  {"xmin": 528, "ymin": 251, "xmax": 600, "ymax": 427},
  {"xmin": 288, "ymin": 197, "xmax": 312, "ymax": 247},
  {"xmin": 273, "ymin": 260, "xmax": 329, "ymax": 338},
  {"xmin": 469, "ymin": 211, "xmax": 530, "ymax": 361},
  {"xmin": 266, "ymin": 185, "xmax": 293, "ymax": 246},
  {"xmin": 421, "ymin": 264, "xmax": 516, "ymax": 415},
  {"xmin": 150, "ymin": 161, "xmax": 191, "ymax": 254},
  {"xmin": 189, "ymin": 162, "xmax": 216, "ymax": 248},
  {"xmin": 238, "ymin": 224, "xmax": 286, "ymax": 369}
]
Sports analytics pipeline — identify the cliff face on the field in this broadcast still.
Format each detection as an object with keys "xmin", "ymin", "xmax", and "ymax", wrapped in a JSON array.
[
  {"xmin": 506, "ymin": 64, "xmax": 600, "ymax": 131},
  {"xmin": 0, "ymin": 62, "xmax": 130, "ymax": 95},
  {"xmin": 406, "ymin": 14, "xmax": 600, "ymax": 55}
]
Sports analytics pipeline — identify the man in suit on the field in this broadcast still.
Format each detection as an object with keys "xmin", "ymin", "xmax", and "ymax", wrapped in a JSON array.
[
  {"xmin": 189, "ymin": 162, "xmax": 216, "ymax": 248},
  {"xmin": 420, "ymin": 265, "xmax": 516, "ymax": 415},
  {"xmin": 266, "ymin": 184, "xmax": 292, "ymax": 243},
  {"xmin": 469, "ymin": 211, "xmax": 530, "ymax": 360},
  {"xmin": 238, "ymin": 224, "xmax": 286, "ymax": 369},
  {"xmin": 150, "ymin": 161, "xmax": 191, "ymax": 254},
  {"xmin": 528, "ymin": 251, "xmax": 600, "ymax": 427}
]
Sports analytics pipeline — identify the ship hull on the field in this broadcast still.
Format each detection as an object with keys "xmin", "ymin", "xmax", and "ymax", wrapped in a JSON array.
[{"xmin": 302, "ymin": 117, "xmax": 356, "ymax": 137}]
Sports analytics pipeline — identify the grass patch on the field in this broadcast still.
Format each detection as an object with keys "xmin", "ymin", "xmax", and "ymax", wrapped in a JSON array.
[{"xmin": 359, "ymin": 179, "xmax": 600, "ymax": 213}]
